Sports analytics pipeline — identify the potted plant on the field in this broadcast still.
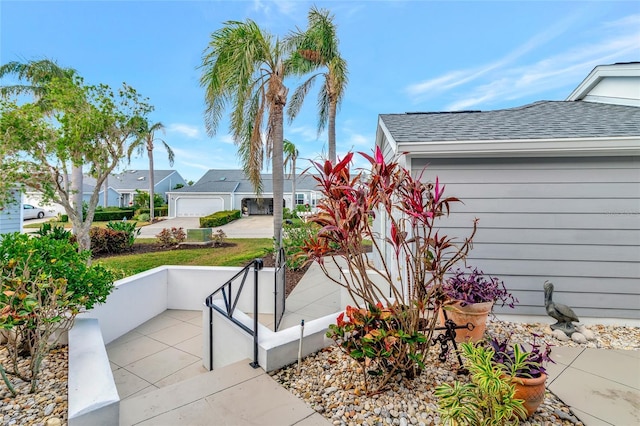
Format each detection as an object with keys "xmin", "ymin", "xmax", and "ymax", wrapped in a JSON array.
[
  {"xmin": 440, "ymin": 266, "xmax": 518, "ymax": 342},
  {"xmin": 435, "ymin": 341, "xmax": 528, "ymax": 424},
  {"xmin": 488, "ymin": 335, "xmax": 554, "ymax": 418}
]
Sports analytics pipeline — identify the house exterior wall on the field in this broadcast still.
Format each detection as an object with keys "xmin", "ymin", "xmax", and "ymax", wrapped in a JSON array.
[
  {"xmin": 155, "ymin": 172, "xmax": 187, "ymax": 201},
  {"xmin": 409, "ymin": 155, "xmax": 640, "ymax": 320},
  {"xmin": 0, "ymin": 190, "xmax": 22, "ymax": 235},
  {"xmin": 582, "ymin": 76, "xmax": 640, "ymax": 106}
]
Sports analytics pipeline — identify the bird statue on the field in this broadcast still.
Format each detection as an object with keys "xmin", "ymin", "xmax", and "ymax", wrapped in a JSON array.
[{"xmin": 543, "ymin": 281, "xmax": 579, "ymax": 336}]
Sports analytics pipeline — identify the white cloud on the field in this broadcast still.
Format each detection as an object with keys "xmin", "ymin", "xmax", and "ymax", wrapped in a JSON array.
[
  {"xmin": 219, "ymin": 134, "xmax": 235, "ymax": 145},
  {"xmin": 405, "ymin": 11, "xmax": 639, "ymax": 110},
  {"xmin": 166, "ymin": 123, "xmax": 201, "ymax": 138}
]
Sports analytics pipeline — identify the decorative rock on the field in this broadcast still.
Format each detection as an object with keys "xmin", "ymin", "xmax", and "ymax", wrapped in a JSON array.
[
  {"xmin": 571, "ymin": 332, "xmax": 587, "ymax": 344},
  {"xmin": 577, "ymin": 326, "xmax": 596, "ymax": 341},
  {"xmin": 552, "ymin": 329, "xmax": 570, "ymax": 341},
  {"xmin": 43, "ymin": 403, "xmax": 56, "ymax": 416},
  {"xmin": 45, "ymin": 418, "xmax": 62, "ymax": 426}
]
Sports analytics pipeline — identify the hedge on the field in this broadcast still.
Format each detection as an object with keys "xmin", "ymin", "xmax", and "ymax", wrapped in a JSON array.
[
  {"xmin": 199, "ymin": 210, "xmax": 241, "ymax": 228},
  {"xmin": 135, "ymin": 206, "xmax": 169, "ymax": 217},
  {"xmin": 93, "ymin": 209, "xmax": 135, "ymax": 221}
]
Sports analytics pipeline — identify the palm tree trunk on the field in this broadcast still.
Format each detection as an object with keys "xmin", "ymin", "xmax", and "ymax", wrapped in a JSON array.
[
  {"xmin": 148, "ymin": 148, "xmax": 155, "ymax": 222},
  {"xmin": 272, "ymin": 109, "xmax": 285, "ymax": 251},
  {"xmin": 328, "ymin": 97, "xmax": 337, "ymax": 164}
]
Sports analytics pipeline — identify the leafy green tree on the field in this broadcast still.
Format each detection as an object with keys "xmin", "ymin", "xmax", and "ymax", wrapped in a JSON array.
[
  {"xmin": 287, "ymin": 6, "xmax": 348, "ymax": 164},
  {"xmin": 200, "ymin": 19, "xmax": 295, "ymax": 248},
  {"xmin": 283, "ymin": 138, "xmax": 299, "ymax": 210},
  {"xmin": 128, "ymin": 120, "xmax": 175, "ymax": 222},
  {"xmin": 0, "ymin": 59, "xmax": 86, "ymax": 219},
  {"xmin": 0, "ymin": 72, "xmax": 152, "ymax": 251}
]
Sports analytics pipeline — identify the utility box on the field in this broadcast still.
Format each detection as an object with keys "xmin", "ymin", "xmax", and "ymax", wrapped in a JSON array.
[{"xmin": 187, "ymin": 228, "xmax": 213, "ymax": 242}]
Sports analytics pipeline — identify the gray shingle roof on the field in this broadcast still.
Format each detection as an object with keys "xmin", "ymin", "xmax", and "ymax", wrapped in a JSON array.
[
  {"xmin": 380, "ymin": 101, "xmax": 640, "ymax": 143},
  {"xmin": 173, "ymin": 169, "xmax": 320, "ymax": 194},
  {"xmin": 109, "ymin": 170, "xmax": 177, "ymax": 190}
]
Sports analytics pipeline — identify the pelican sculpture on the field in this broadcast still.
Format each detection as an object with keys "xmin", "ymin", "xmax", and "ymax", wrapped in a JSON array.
[{"xmin": 544, "ymin": 281, "xmax": 579, "ymax": 336}]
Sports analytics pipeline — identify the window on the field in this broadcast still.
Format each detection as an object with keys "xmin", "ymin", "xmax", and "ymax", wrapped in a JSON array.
[{"xmin": 295, "ymin": 193, "xmax": 305, "ymax": 205}]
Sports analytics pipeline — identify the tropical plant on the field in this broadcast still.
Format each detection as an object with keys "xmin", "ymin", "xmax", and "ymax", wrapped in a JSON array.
[
  {"xmin": 283, "ymin": 138, "xmax": 299, "ymax": 209},
  {"xmin": 200, "ymin": 19, "xmax": 295, "ymax": 250},
  {"xmin": 287, "ymin": 6, "xmax": 348, "ymax": 164},
  {"xmin": 435, "ymin": 341, "xmax": 528, "ymax": 425},
  {"xmin": 132, "ymin": 189, "xmax": 164, "ymax": 210},
  {"xmin": 128, "ymin": 120, "xmax": 174, "ymax": 222},
  {"xmin": 282, "ymin": 219, "xmax": 317, "ymax": 270},
  {"xmin": 488, "ymin": 335, "xmax": 554, "ymax": 378},
  {"xmin": 0, "ymin": 232, "xmax": 115, "ymax": 394},
  {"xmin": 106, "ymin": 220, "xmax": 141, "ymax": 246},
  {"xmin": 35, "ymin": 222, "xmax": 73, "ymax": 241},
  {"xmin": 302, "ymin": 147, "xmax": 477, "ymax": 393},
  {"xmin": 443, "ymin": 266, "xmax": 518, "ymax": 308}
]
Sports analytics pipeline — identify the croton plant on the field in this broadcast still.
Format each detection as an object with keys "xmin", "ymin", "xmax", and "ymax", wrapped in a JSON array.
[{"xmin": 302, "ymin": 147, "xmax": 478, "ymax": 393}]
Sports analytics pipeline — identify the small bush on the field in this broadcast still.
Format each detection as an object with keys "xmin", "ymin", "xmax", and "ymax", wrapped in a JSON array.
[
  {"xmin": 156, "ymin": 227, "xmax": 186, "ymax": 247},
  {"xmin": 35, "ymin": 222, "xmax": 73, "ymax": 241},
  {"xmin": 283, "ymin": 220, "xmax": 316, "ymax": 270},
  {"xmin": 212, "ymin": 229, "xmax": 227, "ymax": 246},
  {"xmin": 199, "ymin": 210, "xmax": 241, "ymax": 228},
  {"xmin": 106, "ymin": 220, "xmax": 141, "ymax": 246},
  {"xmin": 0, "ymin": 233, "xmax": 115, "ymax": 394},
  {"xmin": 60, "ymin": 214, "xmax": 69, "ymax": 223},
  {"xmin": 90, "ymin": 227, "xmax": 130, "ymax": 255},
  {"xmin": 137, "ymin": 213, "xmax": 150, "ymax": 222},
  {"xmin": 135, "ymin": 206, "xmax": 168, "ymax": 217}
]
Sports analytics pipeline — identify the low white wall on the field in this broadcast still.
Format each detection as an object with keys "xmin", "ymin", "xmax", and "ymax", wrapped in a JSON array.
[
  {"xmin": 79, "ymin": 267, "xmax": 168, "ymax": 344},
  {"xmin": 68, "ymin": 318, "xmax": 119, "ymax": 426},
  {"xmin": 167, "ymin": 266, "xmax": 275, "ymax": 314},
  {"xmin": 206, "ymin": 299, "xmax": 336, "ymax": 372}
]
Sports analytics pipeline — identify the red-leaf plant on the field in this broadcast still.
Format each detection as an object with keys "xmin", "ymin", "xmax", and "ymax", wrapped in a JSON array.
[{"xmin": 302, "ymin": 148, "xmax": 478, "ymax": 394}]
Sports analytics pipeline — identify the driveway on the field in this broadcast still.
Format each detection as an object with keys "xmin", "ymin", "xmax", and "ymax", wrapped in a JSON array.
[{"xmin": 139, "ymin": 215, "xmax": 274, "ymax": 239}]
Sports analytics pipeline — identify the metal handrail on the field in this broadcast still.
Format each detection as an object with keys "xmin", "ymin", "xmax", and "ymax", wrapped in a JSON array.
[{"xmin": 205, "ymin": 258, "xmax": 264, "ymax": 369}]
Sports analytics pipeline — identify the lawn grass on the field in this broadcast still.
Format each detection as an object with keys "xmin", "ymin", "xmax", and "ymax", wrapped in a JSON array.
[{"xmin": 96, "ymin": 238, "xmax": 273, "ymax": 276}]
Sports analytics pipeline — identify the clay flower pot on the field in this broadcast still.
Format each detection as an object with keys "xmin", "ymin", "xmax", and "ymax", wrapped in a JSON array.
[
  {"xmin": 512, "ymin": 373, "xmax": 547, "ymax": 418},
  {"xmin": 440, "ymin": 300, "xmax": 493, "ymax": 343}
]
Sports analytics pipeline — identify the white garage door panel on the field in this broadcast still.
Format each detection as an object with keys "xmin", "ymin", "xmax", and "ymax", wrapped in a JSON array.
[{"xmin": 176, "ymin": 197, "xmax": 223, "ymax": 217}]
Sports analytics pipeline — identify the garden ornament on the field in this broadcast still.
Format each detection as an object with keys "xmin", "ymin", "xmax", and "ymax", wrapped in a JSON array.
[{"xmin": 543, "ymin": 281, "xmax": 579, "ymax": 336}]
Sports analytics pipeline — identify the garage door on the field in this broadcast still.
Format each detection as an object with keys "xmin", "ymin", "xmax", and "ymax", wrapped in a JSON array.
[{"xmin": 176, "ymin": 197, "xmax": 223, "ymax": 217}]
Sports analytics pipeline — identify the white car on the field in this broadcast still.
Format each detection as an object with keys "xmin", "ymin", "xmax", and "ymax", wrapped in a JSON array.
[{"xmin": 23, "ymin": 204, "xmax": 46, "ymax": 220}]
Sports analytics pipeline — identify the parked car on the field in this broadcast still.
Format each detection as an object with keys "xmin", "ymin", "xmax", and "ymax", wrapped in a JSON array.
[{"xmin": 23, "ymin": 204, "xmax": 45, "ymax": 220}]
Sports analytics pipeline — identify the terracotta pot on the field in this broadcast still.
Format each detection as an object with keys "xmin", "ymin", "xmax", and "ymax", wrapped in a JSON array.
[
  {"xmin": 439, "ymin": 300, "xmax": 493, "ymax": 343},
  {"xmin": 512, "ymin": 373, "xmax": 547, "ymax": 418}
]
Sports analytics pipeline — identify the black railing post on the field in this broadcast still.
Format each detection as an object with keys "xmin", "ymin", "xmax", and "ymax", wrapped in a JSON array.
[
  {"xmin": 250, "ymin": 259, "xmax": 263, "ymax": 368},
  {"xmin": 209, "ymin": 299, "xmax": 213, "ymax": 370}
]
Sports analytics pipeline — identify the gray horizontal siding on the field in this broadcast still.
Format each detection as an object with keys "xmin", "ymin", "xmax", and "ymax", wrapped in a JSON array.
[{"xmin": 413, "ymin": 156, "xmax": 640, "ymax": 320}]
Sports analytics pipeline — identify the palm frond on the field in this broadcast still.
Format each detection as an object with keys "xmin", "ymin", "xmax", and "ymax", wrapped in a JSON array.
[{"xmin": 286, "ymin": 74, "xmax": 319, "ymax": 122}]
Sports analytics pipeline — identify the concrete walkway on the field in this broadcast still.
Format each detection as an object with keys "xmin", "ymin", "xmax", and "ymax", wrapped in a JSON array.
[
  {"xmin": 138, "ymin": 215, "xmax": 274, "ymax": 239},
  {"xmin": 110, "ymin": 262, "xmax": 640, "ymax": 425}
]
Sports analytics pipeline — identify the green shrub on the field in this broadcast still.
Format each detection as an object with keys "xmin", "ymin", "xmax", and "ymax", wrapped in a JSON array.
[
  {"xmin": 282, "ymin": 220, "xmax": 316, "ymax": 270},
  {"xmin": 106, "ymin": 220, "xmax": 141, "ymax": 246},
  {"xmin": 135, "ymin": 206, "xmax": 168, "ymax": 217},
  {"xmin": 60, "ymin": 214, "xmax": 69, "ymax": 223},
  {"xmin": 199, "ymin": 210, "xmax": 241, "ymax": 228},
  {"xmin": 93, "ymin": 209, "xmax": 135, "ymax": 221},
  {"xmin": 0, "ymin": 233, "xmax": 115, "ymax": 394},
  {"xmin": 90, "ymin": 227, "xmax": 130, "ymax": 255},
  {"xmin": 35, "ymin": 222, "xmax": 73, "ymax": 241},
  {"xmin": 137, "ymin": 213, "xmax": 150, "ymax": 222}
]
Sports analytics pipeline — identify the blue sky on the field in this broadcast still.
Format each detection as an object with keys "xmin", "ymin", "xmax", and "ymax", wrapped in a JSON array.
[{"xmin": 2, "ymin": 1, "xmax": 639, "ymax": 182}]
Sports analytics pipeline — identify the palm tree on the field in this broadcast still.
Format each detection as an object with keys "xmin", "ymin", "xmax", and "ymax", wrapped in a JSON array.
[
  {"xmin": 283, "ymin": 139, "xmax": 299, "ymax": 211},
  {"xmin": 200, "ymin": 19, "xmax": 293, "ymax": 248},
  {"xmin": 0, "ymin": 59, "xmax": 84, "ymax": 220},
  {"xmin": 128, "ymin": 120, "xmax": 175, "ymax": 222},
  {"xmin": 286, "ymin": 6, "xmax": 348, "ymax": 165}
]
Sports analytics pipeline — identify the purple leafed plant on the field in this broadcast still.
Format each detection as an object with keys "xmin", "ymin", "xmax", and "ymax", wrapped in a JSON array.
[
  {"xmin": 489, "ymin": 334, "xmax": 554, "ymax": 378},
  {"xmin": 443, "ymin": 266, "xmax": 518, "ymax": 308}
]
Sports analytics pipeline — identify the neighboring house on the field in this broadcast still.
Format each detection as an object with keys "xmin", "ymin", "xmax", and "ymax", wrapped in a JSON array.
[
  {"xmin": 374, "ymin": 62, "xmax": 640, "ymax": 320},
  {"xmin": 0, "ymin": 189, "xmax": 22, "ymax": 235},
  {"xmin": 85, "ymin": 170, "xmax": 187, "ymax": 208},
  {"xmin": 167, "ymin": 170, "xmax": 321, "ymax": 217}
]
